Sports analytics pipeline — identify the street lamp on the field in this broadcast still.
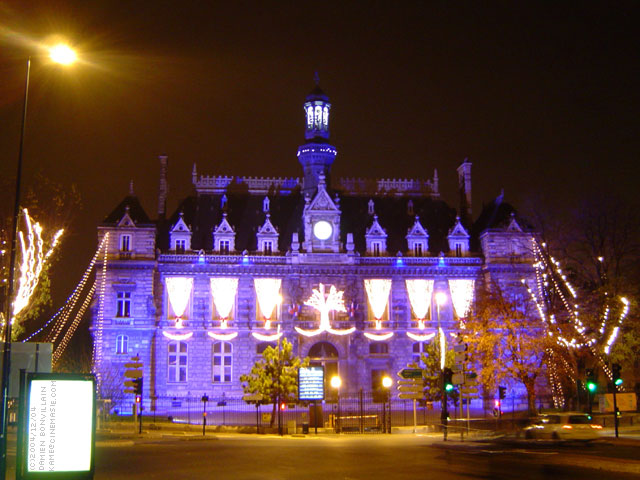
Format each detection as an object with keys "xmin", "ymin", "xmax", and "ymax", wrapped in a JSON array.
[
  {"xmin": 0, "ymin": 42, "xmax": 77, "ymax": 480},
  {"xmin": 434, "ymin": 291, "xmax": 449, "ymax": 440},
  {"xmin": 382, "ymin": 376, "xmax": 392, "ymax": 433},
  {"xmin": 330, "ymin": 375, "xmax": 341, "ymax": 433}
]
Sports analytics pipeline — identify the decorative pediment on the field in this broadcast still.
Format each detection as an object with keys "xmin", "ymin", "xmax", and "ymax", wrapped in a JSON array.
[
  {"xmin": 306, "ymin": 178, "xmax": 339, "ymax": 213},
  {"xmin": 117, "ymin": 207, "xmax": 136, "ymax": 228},
  {"xmin": 507, "ymin": 214, "xmax": 523, "ymax": 232},
  {"xmin": 214, "ymin": 213, "xmax": 235, "ymax": 234},
  {"xmin": 366, "ymin": 215, "xmax": 387, "ymax": 238},
  {"xmin": 257, "ymin": 214, "xmax": 278, "ymax": 235},
  {"xmin": 448, "ymin": 216, "xmax": 469, "ymax": 238},
  {"xmin": 406, "ymin": 216, "xmax": 428, "ymax": 238},
  {"xmin": 170, "ymin": 213, "xmax": 191, "ymax": 233}
]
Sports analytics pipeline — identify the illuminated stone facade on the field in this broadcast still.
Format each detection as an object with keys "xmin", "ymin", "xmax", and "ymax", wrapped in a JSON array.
[{"xmin": 91, "ymin": 83, "xmax": 537, "ymax": 403}]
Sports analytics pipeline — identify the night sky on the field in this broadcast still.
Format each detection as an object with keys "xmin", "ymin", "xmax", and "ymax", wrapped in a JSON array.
[{"xmin": 1, "ymin": 2, "xmax": 639, "ymax": 310}]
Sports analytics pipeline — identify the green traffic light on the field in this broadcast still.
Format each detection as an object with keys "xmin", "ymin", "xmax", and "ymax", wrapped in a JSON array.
[
  {"xmin": 614, "ymin": 378, "xmax": 623, "ymax": 386},
  {"xmin": 445, "ymin": 384, "xmax": 454, "ymax": 392},
  {"xmin": 586, "ymin": 382, "xmax": 597, "ymax": 393}
]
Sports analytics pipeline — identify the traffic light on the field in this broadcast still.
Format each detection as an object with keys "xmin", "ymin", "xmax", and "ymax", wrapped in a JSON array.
[
  {"xmin": 612, "ymin": 363, "xmax": 622, "ymax": 387},
  {"xmin": 585, "ymin": 368, "xmax": 597, "ymax": 393},
  {"xmin": 443, "ymin": 368, "xmax": 454, "ymax": 392},
  {"xmin": 498, "ymin": 386, "xmax": 506, "ymax": 400},
  {"xmin": 133, "ymin": 377, "xmax": 143, "ymax": 396}
]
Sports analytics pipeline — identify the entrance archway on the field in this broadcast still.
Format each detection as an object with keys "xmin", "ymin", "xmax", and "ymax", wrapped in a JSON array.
[{"xmin": 308, "ymin": 341, "xmax": 339, "ymax": 394}]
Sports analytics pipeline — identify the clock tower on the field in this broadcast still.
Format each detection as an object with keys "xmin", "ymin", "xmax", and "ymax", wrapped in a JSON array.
[{"xmin": 302, "ymin": 174, "xmax": 341, "ymax": 253}]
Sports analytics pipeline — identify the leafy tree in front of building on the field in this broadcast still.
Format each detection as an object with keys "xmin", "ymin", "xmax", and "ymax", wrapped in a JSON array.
[
  {"xmin": 421, "ymin": 338, "xmax": 458, "ymax": 407},
  {"xmin": 465, "ymin": 281, "xmax": 558, "ymax": 415},
  {"xmin": 240, "ymin": 338, "xmax": 309, "ymax": 427}
]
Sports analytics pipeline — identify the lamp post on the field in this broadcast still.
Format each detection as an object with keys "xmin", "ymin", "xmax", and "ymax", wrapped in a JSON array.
[
  {"xmin": 201, "ymin": 395, "xmax": 209, "ymax": 436},
  {"xmin": 330, "ymin": 375, "xmax": 341, "ymax": 433},
  {"xmin": 382, "ymin": 375, "xmax": 392, "ymax": 434},
  {"xmin": 0, "ymin": 44, "xmax": 77, "ymax": 480},
  {"xmin": 435, "ymin": 291, "xmax": 448, "ymax": 441}
]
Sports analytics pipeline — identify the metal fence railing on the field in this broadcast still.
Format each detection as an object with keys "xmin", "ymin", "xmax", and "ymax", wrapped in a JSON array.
[{"xmin": 101, "ymin": 393, "xmax": 593, "ymax": 434}]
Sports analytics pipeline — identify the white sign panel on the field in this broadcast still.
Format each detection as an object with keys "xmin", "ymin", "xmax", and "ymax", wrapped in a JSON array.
[
  {"xmin": 298, "ymin": 366, "xmax": 324, "ymax": 401},
  {"xmin": 26, "ymin": 378, "xmax": 94, "ymax": 473}
]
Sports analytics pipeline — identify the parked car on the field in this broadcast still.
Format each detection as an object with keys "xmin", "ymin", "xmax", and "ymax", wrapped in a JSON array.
[{"xmin": 523, "ymin": 412, "xmax": 602, "ymax": 441}]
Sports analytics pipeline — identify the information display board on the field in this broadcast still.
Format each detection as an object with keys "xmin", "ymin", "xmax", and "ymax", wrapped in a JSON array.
[
  {"xmin": 18, "ymin": 373, "xmax": 96, "ymax": 480},
  {"xmin": 298, "ymin": 366, "xmax": 324, "ymax": 401}
]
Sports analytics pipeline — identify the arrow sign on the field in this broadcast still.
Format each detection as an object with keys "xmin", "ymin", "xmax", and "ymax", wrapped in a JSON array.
[
  {"xmin": 454, "ymin": 353, "xmax": 468, "ymax": 363},
  {"xmin": 242, "ymin": 393, "xmax": 264, "ymax": 402},
  {"xmin": 124, "ymin": 363, "xmax": 143, "ymax": 369},
  {"xmin": 123, "ymin": 389, "xmax": 136, "ymax": 394},
  {"xmin": 397, "ymin": 368, "xmax": 422, "ymax": 379},
  {"xmin": 397, "ymin": 379, "xmax": 421, "ymax": 386},
  {"xmin": 460, "ymin": 386, "xmax": 478, "ymax": 394},
  {"xmin": 398, "ymin": 385, "xmax": 422, "ymax": 393},
  {"xmin": 398, "ymin": 393, "xmax": 423, "ymax": 400},
  {"xmin": 124, "ymin": 380, "xmax": 138, "ymax": 388},
  {"xmin": 124, "ymin": 370, "xmax": 143, "ymax": 378},
  {"xmin": 453, "ymin": 344, "xmax": 468, "ymax": 353},
  {"xmin": 452, "ymin": 373, "xmax": 465, "ymax": 385}
]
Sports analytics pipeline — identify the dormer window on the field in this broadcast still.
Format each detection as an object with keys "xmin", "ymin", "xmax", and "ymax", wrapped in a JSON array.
[
  {"xmin": 263, "ymin": 241, "xmax": 273, "ymax": 255},
  {"xmin": 220, "ymin": 240, "xmax": 230, "ymax": 254},
  {"xmin": 120, "ymin": 234, "xmax": 131, "ymax": 252},
  {"xmin": 175, "ymin": 239, "xmax": 186, "ymax": 254},
  {"xmin": 414, "ymin": 243, "xmax": 423, "ymax": 256},
  {"xmin": 372, "ymin": 242, "xmax": 381, "ymax": 257},
  {"xmin": 456, "ymin": 244, "xmax": 462, "ymax": 257}
]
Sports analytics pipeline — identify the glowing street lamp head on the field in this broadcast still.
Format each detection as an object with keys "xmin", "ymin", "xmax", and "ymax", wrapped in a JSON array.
[
  {"xmin": 435, "ymin": 292, "xmax": 447, "ymax": 306},
  {"xmin": 330, "ymin": 375, "xmax": 342, "ymax": 389},
  {"xmin": 381, "ymin": 376, "xmax": 392, "ymax": 389},
  {"xmin": 49, "ymin": 44, "xmax": 77, "ymax": 65}
]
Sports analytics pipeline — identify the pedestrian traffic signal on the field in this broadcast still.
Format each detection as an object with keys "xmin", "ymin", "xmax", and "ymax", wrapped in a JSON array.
[
  {"xmin": 443, "ymin": 368, "xmax": 454, "ymax": 392},
  {"xmin": 585, "ymin": 368, "xmax": 597, "ymax": 393},
  {"xmin": 612, "ymin": 364, "xmax": 623, "ymax": 386},
  {"xmin": 498, "ymin": 386, "xmax": 506, "ymax": 400}
]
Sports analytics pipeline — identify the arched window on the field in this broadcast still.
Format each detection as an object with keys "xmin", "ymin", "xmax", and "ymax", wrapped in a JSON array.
[
  {"xmin": 115, "ymin": 335, "xmax": 128, "ymax": 354},
  {"xmin": 213, "ymin": 341, "xmax": 232, "ymax": 383},
  {"xmin": 168, "ymin": 341, "xmax": 188, "ymax": 383}
]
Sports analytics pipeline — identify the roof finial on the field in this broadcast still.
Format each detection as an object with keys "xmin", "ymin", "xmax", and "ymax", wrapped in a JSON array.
[
  {"xmin": 313, "ymin": 71, "xmax": 320, "ymax": 87},
  {"xmin": 129, "ymin": 180, "xmax": 134, "ymax": 196}
]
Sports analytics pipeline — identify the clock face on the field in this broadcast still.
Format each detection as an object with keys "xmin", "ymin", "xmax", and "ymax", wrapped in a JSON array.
[{"xmin": 313, "ymin": 220, "xmax": 332, "ymax": 240}]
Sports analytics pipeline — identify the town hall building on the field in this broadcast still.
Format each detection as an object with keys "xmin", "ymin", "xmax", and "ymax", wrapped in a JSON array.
[{"xmin": 91, "ymin": 81, "xmax": 537, "ymax": 406}]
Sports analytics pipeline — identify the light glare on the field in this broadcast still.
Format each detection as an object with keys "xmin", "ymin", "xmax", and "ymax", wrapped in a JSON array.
[{"xmin": 49, "ymin": 44, "xmax": 77, "ymax": 65}]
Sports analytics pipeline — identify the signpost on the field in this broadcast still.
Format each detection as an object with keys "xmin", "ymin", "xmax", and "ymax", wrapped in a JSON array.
[
  {"xmin": 17, "ymin": 373, "xmax": 96, "ymax": 480},
  {"xmin": 397, "ymin": 364, "xmax": 423, "ymax": 433},
  {"xmin": 124, "ymin": 355, "xmax": 143, "ymax": 433}
]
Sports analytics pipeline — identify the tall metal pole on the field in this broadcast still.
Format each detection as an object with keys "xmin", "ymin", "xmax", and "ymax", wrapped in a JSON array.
[
  {"xmin": 438, "ymin": 300, "xmax": 448, "ymax": 441},
  {"xmin": 0, "ymin": 57, "xmax": 31, "ymax": 480}
]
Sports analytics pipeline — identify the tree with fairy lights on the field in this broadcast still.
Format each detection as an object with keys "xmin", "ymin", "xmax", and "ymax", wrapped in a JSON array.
[
  {"xmin": 0, "ymin": 173, "xmax": 80, "ymax": 340},
  {"xmin": 526, "ymin": 193, "xmax": 639, "ymax": 408},
  {"xmin": 240, "ymin": 338, "xmax": 309, "ymax": 427},
  {"xmin": 465, "ymin": 281, "xmax": 557, "ymax": 415}
]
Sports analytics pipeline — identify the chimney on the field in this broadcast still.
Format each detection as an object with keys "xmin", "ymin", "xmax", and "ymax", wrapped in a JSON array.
[
  {"xmin": 157, "ymin": 155, "xmax": 168, "ymax": 219},
  {"xmin": 456, "ymin": 158, "xmax": 472, "ymax": 223}
]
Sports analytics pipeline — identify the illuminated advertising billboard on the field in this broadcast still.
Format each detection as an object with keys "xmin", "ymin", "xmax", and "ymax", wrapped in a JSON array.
[
  {"xmin": 298, "ymin": 366, "xmax": 324, "ymax": 401},
  {"xmin": 18, "ymin": 373, "xmax": 96, "ymax": 480}
]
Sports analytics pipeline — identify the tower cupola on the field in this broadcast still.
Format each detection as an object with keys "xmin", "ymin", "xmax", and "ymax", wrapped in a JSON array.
[{"xmin": 297, "ymin": 74, "xmax": 337, "ymax": 197}]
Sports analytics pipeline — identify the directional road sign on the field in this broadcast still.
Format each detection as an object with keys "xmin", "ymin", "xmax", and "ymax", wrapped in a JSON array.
[
  {"xmin": 124, "ymin": 369, "xmax": 143, "ymax": 378},
  {"xmin": 398, "ymin": 385, "xmax": 422, "ymax": 393},
  {"xmin": 452, "ymin": 373, "xmax": 465, "ymax": 385},
  {"xmin": 398, "ymin": 393, "xmax": 423, "ymax": 400},
  {"xmin": 397, "ymin": 368, "xmax": 422, "ymax": 379}
]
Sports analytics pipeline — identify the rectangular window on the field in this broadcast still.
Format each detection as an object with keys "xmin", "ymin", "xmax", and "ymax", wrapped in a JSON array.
[
  {"xmin": 175, "ymin": 239, "xmax": 186, "ymax": 253},
  {"xmin": 263, "ymin": 241, "xmax": 272, "ymax": 255},
  {"xmin": 115, "ymin": 335, "xmax": 128, "ymax": 354},
  {"xmin": 456, "ymin": 244, "xmax": 462, "ymax": 257},
  {"xmin": 220, "ymin": 240, "xmax": 230, "ymax": 254},
  {"xmin": 372, "ymin": 242, "xmax": 381, "ymax": 257},
  {"xmin": 168, "ymin": 341, "xmax": 188, "ymax": 383},
  {"xmin": 412, "ymin": 342, "xmax": 426, "ymax": 366},
  {"xmin": 369, "ymin": 343, "xmax": 389, "ymax": 355},
  {"xmin": 116, "ymin": 291, "xmax": 131, "ymax": 317},
  {"xmin": 120, "ymin": 234, "xmax": 131, "ymax": 252},
  {"xmin": 414, "ymin": 243, "xmax": 423, "ymax": 256},
  {"xmin": 212, "ymin": 342, "xmax": 232, "ymax": 383}
]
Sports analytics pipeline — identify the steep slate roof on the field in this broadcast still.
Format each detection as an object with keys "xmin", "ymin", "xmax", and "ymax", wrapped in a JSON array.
[
  {"xmin": 158, "ymin": 187, "xmax": 460, "ymax": 255},
  {"xmin": 102, "ymin": 195, "xmax": 154, "ymax": 226}
]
